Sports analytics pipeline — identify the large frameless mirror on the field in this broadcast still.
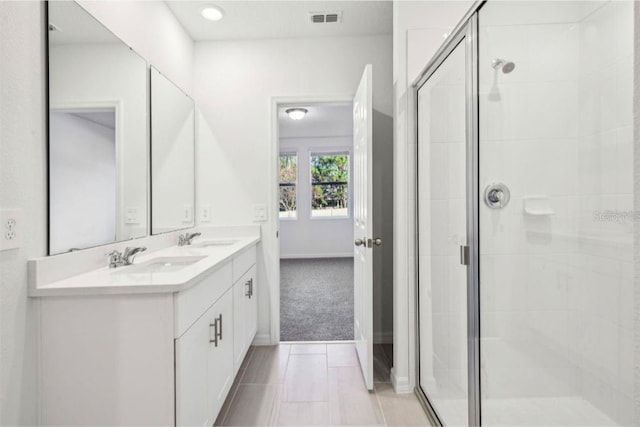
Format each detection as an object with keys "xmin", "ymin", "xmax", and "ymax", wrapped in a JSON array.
[
  {"xmin": 47, "ymin": 1, "xmax": 149, "ymax": 255},
  {"xmin": 150, "ymin": 67, "xmax": 195, "ymax": 234}
]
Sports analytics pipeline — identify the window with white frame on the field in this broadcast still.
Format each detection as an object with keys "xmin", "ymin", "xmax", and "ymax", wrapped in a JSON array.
[{"xmin": 310, "ymin": 152, "xmax": 349, "ymax": 218}]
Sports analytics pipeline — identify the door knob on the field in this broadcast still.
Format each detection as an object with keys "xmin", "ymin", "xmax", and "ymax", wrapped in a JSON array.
[
  {"xmin": 354, "ymin": 238, "xmax": 365, "ymax": 247},
  {"xmin": 367, "ymin": 238, "xmax": 382, "ymax": 247}
]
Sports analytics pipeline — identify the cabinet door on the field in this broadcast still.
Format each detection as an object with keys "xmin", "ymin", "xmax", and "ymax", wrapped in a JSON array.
[
  {"xmin": 175, "ymin": 305, "xmax": 214, "ymax": 427},
  {"xmin": 233, "ymin": 277, "xmax": 247, "ymax": 373},
  {"xmin": 245, "ymin": 266, "xmax": 258, "ymax": 346},
  {"xmin": 207, "ymin": 288, "xmax": 234, "ymax": 423}
]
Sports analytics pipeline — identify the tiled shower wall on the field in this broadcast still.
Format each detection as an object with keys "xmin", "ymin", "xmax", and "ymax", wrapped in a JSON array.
[
  {"xmin": 479, "ymin": 1, "xmax": 634, "ymax": 424},
  {"xmin": 573, "ymin": 1, "xmax": 634, "ymax": 422}
]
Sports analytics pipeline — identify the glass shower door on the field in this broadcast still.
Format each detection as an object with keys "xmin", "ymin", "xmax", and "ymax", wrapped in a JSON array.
[
  {"xmin": 478, "ymin": 1, "xmax": 634, "ymax": 425},
  {"xmin": 417, "ymin": 39, "xmax": 469, "ymax": 426}
]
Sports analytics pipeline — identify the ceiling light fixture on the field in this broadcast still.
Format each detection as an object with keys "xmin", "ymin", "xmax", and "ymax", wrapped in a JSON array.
[
  {"xmin": 285, "ymin": 108, "xmax": 308, "ymax": 120},
  {"xmin": 201, "ymin": 5, "xmax": 224, "ymax": 21}
]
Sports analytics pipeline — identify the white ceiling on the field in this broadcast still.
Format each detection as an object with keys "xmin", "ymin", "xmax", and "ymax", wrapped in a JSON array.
[
  {"xmin": 166, "ymin": 1, "xmax": 392, "ymax": 42},
  {"xmin": 279, "ymin": 102, "xmax": 352, "ymax": 139}
]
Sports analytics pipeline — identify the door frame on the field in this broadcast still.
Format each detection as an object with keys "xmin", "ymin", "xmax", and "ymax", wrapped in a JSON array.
[
  {"xmin": 268, "ymin": 94, "xmax": 355, "ymax": 345},
  {"xmin": 411, "ymin": 2, "xmax": 484, "ymax": 426}
]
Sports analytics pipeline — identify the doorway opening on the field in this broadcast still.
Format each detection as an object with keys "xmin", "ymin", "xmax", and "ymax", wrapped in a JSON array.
[{"xmin": 277, "ymin": 102, "xmax": 356, "ymax": 342}]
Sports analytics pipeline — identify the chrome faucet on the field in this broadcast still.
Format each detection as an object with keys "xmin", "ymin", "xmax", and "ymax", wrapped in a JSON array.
[
  {"xmin": 108, "ymin": 246, "xmax": 147, "ymax": 268},
  {"xmin": 178, "ymin": 232, "xmax": 201, "ymax": 246}
]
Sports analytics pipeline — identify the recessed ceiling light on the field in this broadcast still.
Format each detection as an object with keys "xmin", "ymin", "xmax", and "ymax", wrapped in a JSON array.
[
  {"xmin": 201, "ymin": 5, "xmax": 224, "ymax": 21},
  {"xmin": 285, "ymin": 108, "xmax": 308, "ymax": 120}
]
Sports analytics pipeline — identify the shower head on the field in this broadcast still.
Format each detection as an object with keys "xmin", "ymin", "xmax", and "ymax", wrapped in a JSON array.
[{"xmin": 492, "ymin": 58, "xmax": 515, "ymax": 73}]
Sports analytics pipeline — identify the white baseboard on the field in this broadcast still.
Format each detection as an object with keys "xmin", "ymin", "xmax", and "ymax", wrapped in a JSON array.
[
  {"xmin": 390, "ymin": 368, "xmax": 413, "ymax": 394},
  {"xmin": 251, "ymin": 333, "xmax": 272, "ymax": 346},
  {"xmin": 373, "ymin": 332, "xmax": 393, "ymax": 344},
  {"xmin": 280, "ymin": 253, "xmax": 354, "ymax": 259}
]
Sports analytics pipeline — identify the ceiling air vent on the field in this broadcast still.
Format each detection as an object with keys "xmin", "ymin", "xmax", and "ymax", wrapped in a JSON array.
[{"xmin": 309, "ymin": 11, "xmax": 343, "ymax": 24}]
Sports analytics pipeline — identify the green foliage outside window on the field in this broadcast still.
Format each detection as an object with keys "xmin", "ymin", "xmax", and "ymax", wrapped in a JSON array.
[{"xmin": 311, "ymin": 154, "xmax": 349, "ymax": 215}]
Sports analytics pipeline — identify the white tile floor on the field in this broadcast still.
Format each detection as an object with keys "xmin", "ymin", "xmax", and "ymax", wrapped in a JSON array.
[{"xmin": 215, "ymin": 343, "xmax": 432, "ymax": 427}]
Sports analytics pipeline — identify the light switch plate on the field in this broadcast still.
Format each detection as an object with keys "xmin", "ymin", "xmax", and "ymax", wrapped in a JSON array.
[
  {"xmin": 200, "ymin": 205, "xmax": 212, "ymax": 223},
  {"xmin": 253, "ymin": 204, "xmax": 267, "ymax": 222},
  {"xmin": 183, "ymin": 205, "xmax": 193, "ymax": 223},
  {"xmin": 0, "ymin": 208, "xmax": 22, "ymax": 251}
]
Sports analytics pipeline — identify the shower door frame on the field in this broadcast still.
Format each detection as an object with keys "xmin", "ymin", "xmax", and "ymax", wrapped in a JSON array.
[{"xmin": 412, "ymin": 2, "xmax": 485, "ymax": 426}]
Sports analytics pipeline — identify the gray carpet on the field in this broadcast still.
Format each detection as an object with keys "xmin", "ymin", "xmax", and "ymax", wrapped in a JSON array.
[{"xmin": 280, "ymin": 258, "xmax": 354, "ymax": 341}]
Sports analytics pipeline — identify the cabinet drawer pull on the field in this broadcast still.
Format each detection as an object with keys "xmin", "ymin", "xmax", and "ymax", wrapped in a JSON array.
[
  {"xmin": 250, "ymin": 278, "xmax": 253, "ymax": 297},
  {"xmin": 245, "ymin": 279, "xmax": 251, "ymax": 297},
  {"xmin": 209, "ymin": 320, "xmax": 218, "ymax": 346},
  {"xmin": 216, "ymin": 314, "xmax": 223, "ymax": 342}
]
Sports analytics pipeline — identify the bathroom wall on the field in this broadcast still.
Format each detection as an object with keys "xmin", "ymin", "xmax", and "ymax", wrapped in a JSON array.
[
  {"xmin": 77, "ymin": 0, "xmax": 194, "ymax": 95},
  {"xmin": 393, "ymin": 0, "xmax": 474, "ymax": 392},
  {"xmin": 0, "ymin": 3, "xmax": 47, "ymax": 424},
  {"xmin": 0, "ymin": 2, "xmax": 194, "ymax": 423},
  {"xmin": 279, "ymin": 136, "xmax": 354, "ymax": 259},
  {"xmin": 194, "ymin": 34, "xmax": 393, "ymax": 344}
]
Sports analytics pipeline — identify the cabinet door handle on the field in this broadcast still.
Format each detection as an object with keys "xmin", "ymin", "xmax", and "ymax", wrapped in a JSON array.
[
  {"xmin": 216, "ymin": 314, "xmax": 223, "ymax": 342},
  {"xmin": 209, "ymin": 320, "xmax": 218, "ymax": 346},
  {"xmin": 245, "ymin": 279, "xmax": 251, "ymax": 297}
]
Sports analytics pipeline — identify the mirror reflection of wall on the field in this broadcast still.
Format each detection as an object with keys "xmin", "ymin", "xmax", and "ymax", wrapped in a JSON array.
[
  {"xmin": 49, "ymin": 110, "xmax": 116, "ymax": 253},
  {"xmin": 48, "ymin": 1, "xmax": 148, "ymax": 254},
  {"xmin": 150, "ymin": 67, "xmax": 195, "ymax": 234}
]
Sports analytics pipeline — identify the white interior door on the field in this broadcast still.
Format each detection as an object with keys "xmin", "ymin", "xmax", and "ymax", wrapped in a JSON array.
[{"xmin": 353, "ymin": 64, "xmax": 374, "ymax": 390}]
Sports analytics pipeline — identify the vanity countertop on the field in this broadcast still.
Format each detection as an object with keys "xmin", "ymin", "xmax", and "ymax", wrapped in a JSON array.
[{"xmin": 29, "ymin": 235, "xmax": 260, "ymax": 297}]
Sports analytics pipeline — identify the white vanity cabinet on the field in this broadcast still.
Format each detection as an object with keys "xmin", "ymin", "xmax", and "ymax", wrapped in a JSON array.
[
  {"xmin": 38, "ymin": 243, "xmax": 258, "ymax": 427},
  {"xmin": 233, "ymin": 265, "xmax": 257, "ymax": 373},
  {"xmin": 176, "ymin": 287, "xmax": 234, "ymax": 427}
]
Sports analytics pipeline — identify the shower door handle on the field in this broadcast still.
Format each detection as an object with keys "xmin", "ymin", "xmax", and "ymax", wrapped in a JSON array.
[{"xmin": 460, "ymin": 245, "xmax": 470, "ymax": 266}]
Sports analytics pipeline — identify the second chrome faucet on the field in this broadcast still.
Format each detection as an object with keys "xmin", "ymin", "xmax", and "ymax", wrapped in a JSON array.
[
  {"xmin": 178, "ymin": 232, "xmax": 201, "ymax": 246},
  {"xmin": 108, "ymin": 246, "xmax": 147, "ymax": 268}
]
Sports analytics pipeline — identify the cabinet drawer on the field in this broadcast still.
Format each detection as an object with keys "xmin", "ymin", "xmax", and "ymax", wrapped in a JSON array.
[
  {"xmin": 232, "ymin": 245, "xmax": 256, "ymax": 283},
  {"xmin": 174, "ymin": 262, "xmax": 232, "ymax": 338}
]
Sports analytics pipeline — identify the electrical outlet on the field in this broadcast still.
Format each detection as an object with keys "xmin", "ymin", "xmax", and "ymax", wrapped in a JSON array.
[{"xmin": 1, "ymin": 208, "xmax": 22, "ymax": 251}]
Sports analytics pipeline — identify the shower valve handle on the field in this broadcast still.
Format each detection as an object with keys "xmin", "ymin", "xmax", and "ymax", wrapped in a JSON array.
[
  {"xmin": 487, "ymin": 189, "xmax": 503, "ymax": 203},
  {"xmin": 484, "ymin": 183, "xmax": 510, "ymax": 209}
]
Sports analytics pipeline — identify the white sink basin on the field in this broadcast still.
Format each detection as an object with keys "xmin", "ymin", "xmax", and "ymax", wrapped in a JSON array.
[
  {"xmin": 115, "ymin": 256, "xmax": 206, "ymax": 274},
  {"xmin": 192, "ymin": 239, "xmax": 239, "ymax": 248}
]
